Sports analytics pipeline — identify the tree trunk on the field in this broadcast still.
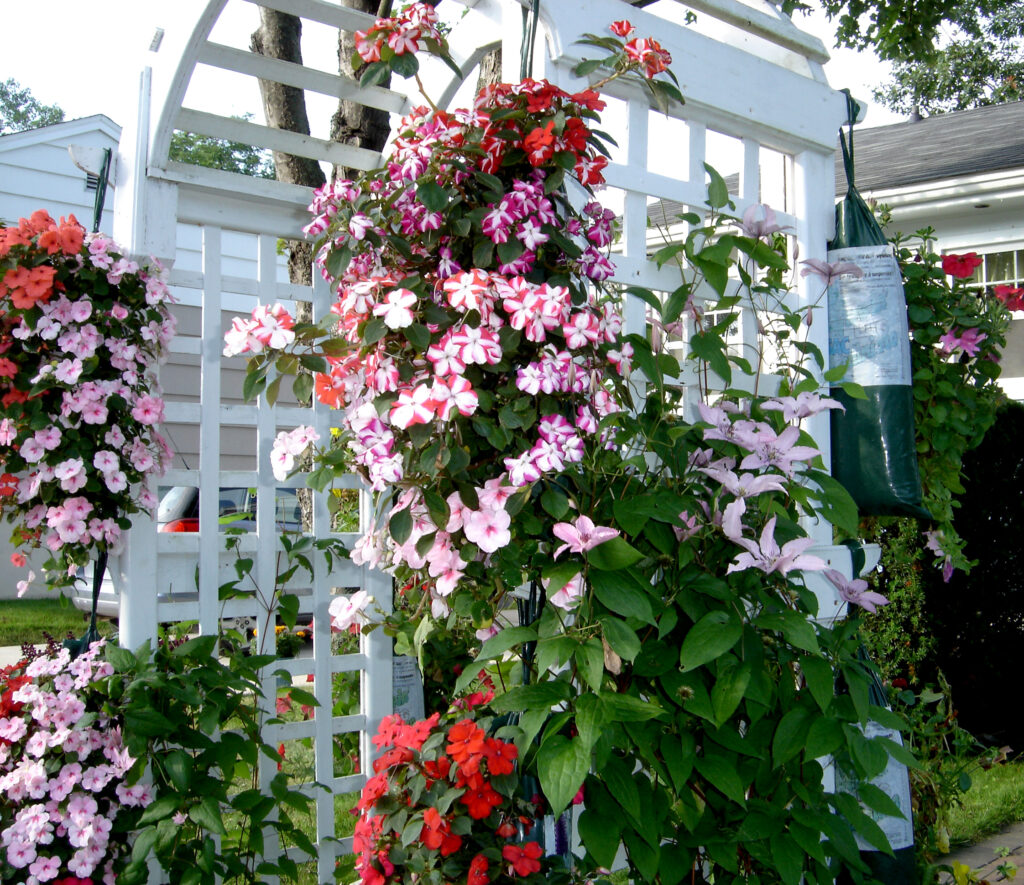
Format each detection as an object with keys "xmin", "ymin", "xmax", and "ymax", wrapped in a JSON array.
[
  {"xmin": 330, "ymin": 0, "xmax": 399, "ymax": 182},
  {"xmin": 251, "ymin": 8, "xmax": 325, "ymax": 287},
  {"xmin": 477, "ymin": 47, "xmax": 503, "ymax": 92}
]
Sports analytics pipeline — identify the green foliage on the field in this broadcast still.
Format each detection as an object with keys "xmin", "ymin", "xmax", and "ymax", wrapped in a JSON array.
[
  {"xmin": 892, "ymin": 229, "xmax": 1009, "ymax": 575},
  {"xmin": 236, "ymin": 24, "xmax": 938, "ymax": 882},
  {"xmin": 110, "ymin": 633, "xmax": 319, "ymax": 884},
  {"xmin": 859, "ymin": 518, "xmax": 934, "ymax": 685},
  {"xmin": 885, "ymin": 675, "xmax": 998, "ymax": 864},
  {"xmin": 169, "ymin": 114, "xmax": 275, "ymax": 179},
  {"xmin": 789, "ymin": 0, "xmax": 1016, "ymax": 63},
  {"xmin": 0, "ymin": 77, "xmax": 64, "ymax": 135},
  {"xmin": 872, "ymin": 6, "xmax": 1024, "ymax": 115}
]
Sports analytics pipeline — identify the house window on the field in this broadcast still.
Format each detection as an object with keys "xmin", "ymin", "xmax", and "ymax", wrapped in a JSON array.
[{"xmin": 961, "ymin": 248, "xmax": 1024, "ymax": 289}]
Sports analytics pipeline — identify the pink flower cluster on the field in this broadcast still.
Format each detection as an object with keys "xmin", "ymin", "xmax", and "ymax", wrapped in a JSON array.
[
  {"xmin": 0, "ymin": 643, "xmax": 149, "ymax": 883},
  {"xmin": 0, "ymin": 217, "xmax": 175, "ymax": 585},
  {"xmin": 270, "ymin": 425, "xmax": 320, "ymax": 482},
  {"xmin": 685, "ymin": 393, "xmax": 886, "ymax": 608},
  {"xmin": 223, "ymin": 302, "xmax": 295, "ymax": 357},
  {"xmin": 354, "ymin": 2, "xmax": 441, "ymax": 63},
  {"xmin": 230, "ymin": 31, "xmax": 636, "ymax": 622}
]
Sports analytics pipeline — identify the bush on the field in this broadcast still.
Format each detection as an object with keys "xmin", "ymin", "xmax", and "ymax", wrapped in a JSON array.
[{"xmin": 919, "ymin": 400, "xmax": 1024, "ymax": 746}]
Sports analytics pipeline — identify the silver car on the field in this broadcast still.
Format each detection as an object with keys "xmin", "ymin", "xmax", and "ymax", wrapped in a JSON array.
[{"xmin": 72, "ymin": 486, "xmax": 303, "ymax": 622}]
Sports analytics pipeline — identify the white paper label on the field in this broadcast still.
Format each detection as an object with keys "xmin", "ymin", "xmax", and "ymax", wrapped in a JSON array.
[
  {"xmin": 392, "ymin": 656, "xmax": 425, "ymax": 722},
  {"xmin": 834, "ymin": 721, "xmax": 915, "ymax": 851},
  {"xmin": 827, "ymin": 244, "xmax": 912, "ymax": 387}
]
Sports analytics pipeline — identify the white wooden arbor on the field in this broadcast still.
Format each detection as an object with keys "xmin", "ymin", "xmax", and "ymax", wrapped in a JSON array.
[{"xmin": 111, "ymin": 0, "xmax": 856, "ymax": 879}]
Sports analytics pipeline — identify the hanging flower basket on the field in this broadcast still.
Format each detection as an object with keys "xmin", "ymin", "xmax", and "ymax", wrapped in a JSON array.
[{"xmin": 0, "ymin": 211, "xmax": 174, "ymax": 603}]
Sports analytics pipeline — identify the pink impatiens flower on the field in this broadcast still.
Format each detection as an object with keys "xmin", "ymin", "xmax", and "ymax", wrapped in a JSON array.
[
  {"xmin": 463, "ymin": 506, "xmax": 512, "ymax": 554},
  {"xmin": 372, "ymin": 288, "xmax": 417, "ymax": 330},
  {"xmin": 329, "ymin": 589, "xmax": 372, "ymax": 632}
]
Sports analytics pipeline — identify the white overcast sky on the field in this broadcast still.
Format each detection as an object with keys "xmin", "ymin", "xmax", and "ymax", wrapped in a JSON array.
[{"xmin": 1, "ymin": 0, "xmax": 903, "ymax": 137}]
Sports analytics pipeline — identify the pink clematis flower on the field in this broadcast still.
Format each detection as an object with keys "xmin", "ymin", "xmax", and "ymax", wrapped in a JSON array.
[
  {"xmin": 740, "ymin": 203, "xmax": 790, "ymax": 239},
  {"xmin": 552, "ymin": 515, "xmax": 619, "ymax": 559},
  {"xmin": 544, "ymin": 572, "xmax": 585, "ymax": 610},
  {"xmin": 823, "ymin": 569, "xmax": 889, "ymax": 614},
  {"xmin": 725, "ymin": 516, "xmax": 825, "ymax": 576},
  {"xmin": 737, "ymin": 425, "xmax": 820, "ymax": 477},
  {"xmin": 799, "ymin": 258, "xmax": 863, "ymax": 287}
]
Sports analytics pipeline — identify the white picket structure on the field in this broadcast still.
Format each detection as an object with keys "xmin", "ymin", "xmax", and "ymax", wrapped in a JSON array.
[{"xmin": 110, "ymin": 0, "xmax": 855, "ymax": 879}]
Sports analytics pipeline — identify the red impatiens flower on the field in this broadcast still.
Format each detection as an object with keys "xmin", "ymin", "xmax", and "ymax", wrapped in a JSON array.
[
  {"xmin": 942, "ymin": 252, "xmax": 983, "ymax": 279},
  {"xmin": 373, "ymin": 746, "xmax": 415, "ymax": 773},
  {"xmin": 468, "ymin": 853, "xmax": 490, "ymax": 885},
  {"xmin": 420, "ymin": 807, "xmax": 464, "ymax": 855},
  {"xmin": 610, "ymin": 19, "xmax": 635, "ymax": 38},
  {"xmin": 483, "ymin": 737, "xmax": 517, "ymax": 776},
  {"xmin": 446, "ymin": 718, "xmax": 487, "ymax": 771},
  {"xmin": 460, "ymin": 774, "xmax": 505, "ymax": 819},
  {"xmin": 502, "ymin": 841, "xmax": 544, "ymax": 876},
  {"xmin": 524, "ymin": 120, "xmax": 556, "ymax": 166}
]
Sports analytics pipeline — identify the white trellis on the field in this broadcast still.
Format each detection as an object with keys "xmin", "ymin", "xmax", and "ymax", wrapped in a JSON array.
[{"xmin": 110, "ymin": 0, "xmax": 859, "ymax": 879}]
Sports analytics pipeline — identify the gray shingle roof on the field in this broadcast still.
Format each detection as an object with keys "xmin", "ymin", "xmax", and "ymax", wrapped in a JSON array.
[{"xmin": 837, "ymin": 101, "xmax": 1024, "ymax": 194}]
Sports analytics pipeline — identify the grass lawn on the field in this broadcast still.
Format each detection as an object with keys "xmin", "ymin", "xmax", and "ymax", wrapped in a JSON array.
[
  {"xmin": 948, "ymin": 761, "xmax": 1024, "ymax": 848},
  {"xmin": 0, "ymin": 597, "xmax": 114, "ymax": 647}
]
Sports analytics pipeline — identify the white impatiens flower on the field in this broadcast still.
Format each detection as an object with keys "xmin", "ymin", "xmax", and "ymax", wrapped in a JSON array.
[
  {"xmin": 270, "ymin": 425, "xmax": 320, "ymax": 481},
  {"xmin": 372, "ymin": 288, "xmax": 417, "ymax": 329},
  {"xmin": 328, "ymin": 590, "xmax": 372, "ymax": 632}
]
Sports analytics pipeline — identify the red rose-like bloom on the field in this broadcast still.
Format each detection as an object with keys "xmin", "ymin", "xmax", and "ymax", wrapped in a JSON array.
[
  {"xmin": 610, "ymin": 19, "xmax": 635, "ymax": 38},
  {"xmin": 502, "ymin": 842, "xmax": 543, "ymax": 876},
  {"xmin": 468, "ymin": 853, "xmax": 490, "ymax": 885},
  {"xmin": 942, "ymin": 252, "xmax": 983, "ymax": 279}
]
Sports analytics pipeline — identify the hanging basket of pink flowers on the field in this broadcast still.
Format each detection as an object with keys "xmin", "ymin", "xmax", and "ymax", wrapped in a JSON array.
[{"xmin": 0, "ymin": 211, "xmax": 175, "ymax": 644}]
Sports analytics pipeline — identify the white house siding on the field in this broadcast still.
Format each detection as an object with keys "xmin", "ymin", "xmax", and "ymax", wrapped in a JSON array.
[
  {"xmin": 0, "ymin": 115, "xmax": 120, "ymax": 231},
  {"xmin": 872, "ymin": 172, "xmax": 1024, "ymax": 404}
]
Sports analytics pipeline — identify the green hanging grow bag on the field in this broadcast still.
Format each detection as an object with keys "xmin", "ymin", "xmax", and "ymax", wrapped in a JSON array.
[{"xmin": 827, "ymin": 98, "xmax": 929, "ymax": 518}]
